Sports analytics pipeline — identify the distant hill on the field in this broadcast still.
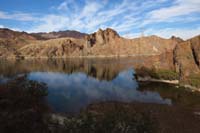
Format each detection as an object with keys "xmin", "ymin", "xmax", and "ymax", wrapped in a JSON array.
[
  {"xmin": 30, "ymin": 30, "xmax": 87, "ymax": 40},
  {"xmin": 0, "ymin": 28, "xmax": 36, "ymax": 40}
]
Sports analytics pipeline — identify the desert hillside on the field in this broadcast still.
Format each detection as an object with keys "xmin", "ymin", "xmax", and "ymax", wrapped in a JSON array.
[
  {"xmin": 31, "ymin": 30, "xmax": 87, "ymax": 40},
  {"xmin": 14, "ymin": 28, "xmax": 180, "ymax": 58}
]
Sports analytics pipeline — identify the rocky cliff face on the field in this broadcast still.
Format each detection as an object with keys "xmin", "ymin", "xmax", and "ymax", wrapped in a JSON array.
[
  {"xmin": 190, "ymin": 36, "xmax": 200, "ymax": 68},
  {"xmin": 174, "ymin": 41, "xmax": 199, "ymax": 78},
  {"xmin": 0, "ymin": 28, "xmax": 181, "ymax": 59},
  {"xmin": 85, "ymin": 28, "xmax": 120, "ymax": 47},
  {"xmin": 173, "ymin": 35, "xmax": 200, "ymax": 88},
  {"xmin": 84, "ymin": 28, "xmax": 178, "ymax": 57},
  {"xmin": 174, "ymin": 35, "xmax": 200, "ymax": 78},
  {"xmin": 15, "ymin": 28, "xmax": 180, "ymax": 59}
]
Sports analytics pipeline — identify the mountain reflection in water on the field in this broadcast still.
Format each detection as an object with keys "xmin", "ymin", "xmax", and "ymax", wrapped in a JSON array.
[{"xmin": 0, "ymin": 58, "xmax": 171, "ymax": 113}]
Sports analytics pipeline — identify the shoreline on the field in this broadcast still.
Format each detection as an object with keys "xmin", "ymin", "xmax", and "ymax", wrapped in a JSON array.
[
  {"xmin": 0, "ymin": 54, "xmax": 160, "ymax": 60},
  {"xmin": 137, "ymin": 77, "xmax": 179, "ymax": 84},
  {"xmin": 138, "ymin": 77, "xmax": 200, "ymax": 92}
]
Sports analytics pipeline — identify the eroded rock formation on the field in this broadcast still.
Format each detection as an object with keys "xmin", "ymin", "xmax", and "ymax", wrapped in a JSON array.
[{"xmin": 174, "ymin": 35, "xmax": 200, "ymax": 79}]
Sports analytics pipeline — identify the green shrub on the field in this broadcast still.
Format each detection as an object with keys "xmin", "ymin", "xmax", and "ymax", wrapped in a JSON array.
[
  {"xmin": 136, "ymin": 67, "xmax": 179, "ymax": 80},
  {"xmin": 63, "ymin": 104, "xmax": 156, "ymax": 133},
  {"xmin": 153, "ymin": 69, "xmax": 179, "ymax": 80},
  {"xmin": 187, "ymin": 74, "xmax": 200, "ymax": 88}
]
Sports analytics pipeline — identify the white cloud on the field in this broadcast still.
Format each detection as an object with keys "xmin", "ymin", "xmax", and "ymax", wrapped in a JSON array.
[
  {"xmin": 122, "ymin": 32, "xmax": 141, "ymax": 39},
  {"xmin": 57, "ymin": 0, "xmax": 79, "ymax": 12},
  {"xmin": 0, "ymin": 11, "xmax": 37, "ymax": 21},
  {"xmin": 0, "ymin": 25, "xmax": 4, "ymax": 28},
  {"xmin": 143, "ymin": 0, "xmax": 200, "ymax": 25},
  {"xmin": 145, "ymin": 27, "xmax": 200, "ymax": 40},
  {"xmin": 0, "ymin": 0, "xmax": 199, "ymax": 39},
  {"xmin": 29, "ymin": 0, "xmax": 106, "ymax": 33},
  {"xmin": 122, "ymin": 27, "xmax": 200, "ymax": 40},
  {"xmin": 57, "ymin": 1, "xmax": 68, "ymax": 10},
  {"xmin": 29, "ymin": 0, "xmax": 146, "ymax": 33},
  {"xmin": 29, "ymin": 15, "xmax": 69, "ymax": 33}
]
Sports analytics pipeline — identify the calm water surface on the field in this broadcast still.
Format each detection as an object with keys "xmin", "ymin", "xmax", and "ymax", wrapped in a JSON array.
[{"xmin": 0, "ymin": 58, "xmax": 171, "ymax": 113}]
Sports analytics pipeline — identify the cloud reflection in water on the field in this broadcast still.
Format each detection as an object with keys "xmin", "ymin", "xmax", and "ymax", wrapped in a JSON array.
[{"xmin": 28, "ymin": 69, "xmax": 171, "ymax": 113}]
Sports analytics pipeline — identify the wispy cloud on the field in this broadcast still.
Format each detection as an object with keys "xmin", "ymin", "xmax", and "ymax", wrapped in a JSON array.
[
  {"xmin": 143, "ymin": 0, "xmax": 200, "ymax": 25},
  {"xmin": 0, "ymin": 0, "xmax": 199, "ymax": 39},
  {"xmin": 0, "ymin": 11, "xmax": 37, "ymax": 21},
  {"xmin": 145, "ymin": 27, "xmax": 200, "ymax": 40},
  {"xmin": 30, "ymin": 14, "xmax": 69, "ymax": 33},
  {"xmin": 122, "ymin": 26, "xmax": 200, "ymax": 40},
  {"xmin": 28, "ymin": 0, "xmax": 152, "ymax": 33}
]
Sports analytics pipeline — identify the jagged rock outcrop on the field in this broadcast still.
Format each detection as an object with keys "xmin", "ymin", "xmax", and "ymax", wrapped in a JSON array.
[
  {"xmin": 16, "ymin": 28, "xmax": 180, "ymax": 59},
  {"xmin": 190, "ymin": 35, "xmax": 200, "ymax": 68},
  {"xmin": 0, "ymin": 28, "xmax": 181, "ymax": 59},
  {"xmin": 85, "ymin": 28, "xmax": 120, "ymax": 47},
  {"xmin": 174, "ymin": 35, "xmax": 200, "ymax": 78},
  {"xmin": 84, "ymin": 28, "xmax": 179, "ymax": 57},
  {"xmin": 174, "ymin": 41, "xmax": 199, "ymax": 78},
  {"xmin": 171, "ymin": 36, "xmax": 184, "ymax": 43}
]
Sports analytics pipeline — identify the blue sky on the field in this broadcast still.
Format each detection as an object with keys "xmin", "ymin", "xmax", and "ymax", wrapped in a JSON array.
[{"xmin": 0, "ymin": 0, "xmax": 199, "ymax": 39}]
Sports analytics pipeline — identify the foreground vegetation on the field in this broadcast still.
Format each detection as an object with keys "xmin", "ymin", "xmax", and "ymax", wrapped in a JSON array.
[
  {"xmin": 0, "ymin": 75, "xmax": 49, "ymax": 133},
  {"xmin": 55, "ymin": 104, "xmax": 155, "ymax": 133},
  {"xmin": 135, "ymin": 67, "xmax": 200, "ymax": 91},
  {"xmin": 135, "ymin": 67, "xmax": 179, "ymax": 80},
  {"xmin": 184, "ymin": 74, "xmax": 200, "ymax": 88},
  {"xmin": 0, "ymin": 76, "xmax": 156, "ymax": 133},
  {"xmin": 139, "ymin": 82, "xmax": 200, "ymax": 107}
]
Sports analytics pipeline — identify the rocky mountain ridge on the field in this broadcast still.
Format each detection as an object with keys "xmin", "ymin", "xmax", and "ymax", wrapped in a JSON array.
[
  {"xmin": 0, "ymin": 28, "xmax": 36, "ymax": 40},
  {"xmin": 15, "ymin": 28, "xmax": 179, "ymax": 58},
  {"xmin": 31, "ymin": 30, "xmax": 87, "ymax": 40}
]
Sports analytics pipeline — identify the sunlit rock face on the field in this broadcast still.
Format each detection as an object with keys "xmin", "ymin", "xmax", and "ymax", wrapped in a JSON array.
[
  {"xmin": 190, "ymin": 35, "xmax": 200, "ymax": 68},
  {"xmin": 83, "ymin": 28, "xmax": 179, "ymax": 57},
  {"xmin": 174, "ymin": 35, "xmax": 200, "ymax": 79},
  {"xmin": 0, "ymin": 28, "xmax": 180, "ymax": 59},
  {"xmin": 85, "ymin": 28, "xmax": 120, "ymax": 46}
]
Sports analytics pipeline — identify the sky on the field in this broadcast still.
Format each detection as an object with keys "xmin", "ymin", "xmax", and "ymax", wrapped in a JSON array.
[{"xmin": 0, "ymin": 0, "xmax": 199, "ymax": 39}]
